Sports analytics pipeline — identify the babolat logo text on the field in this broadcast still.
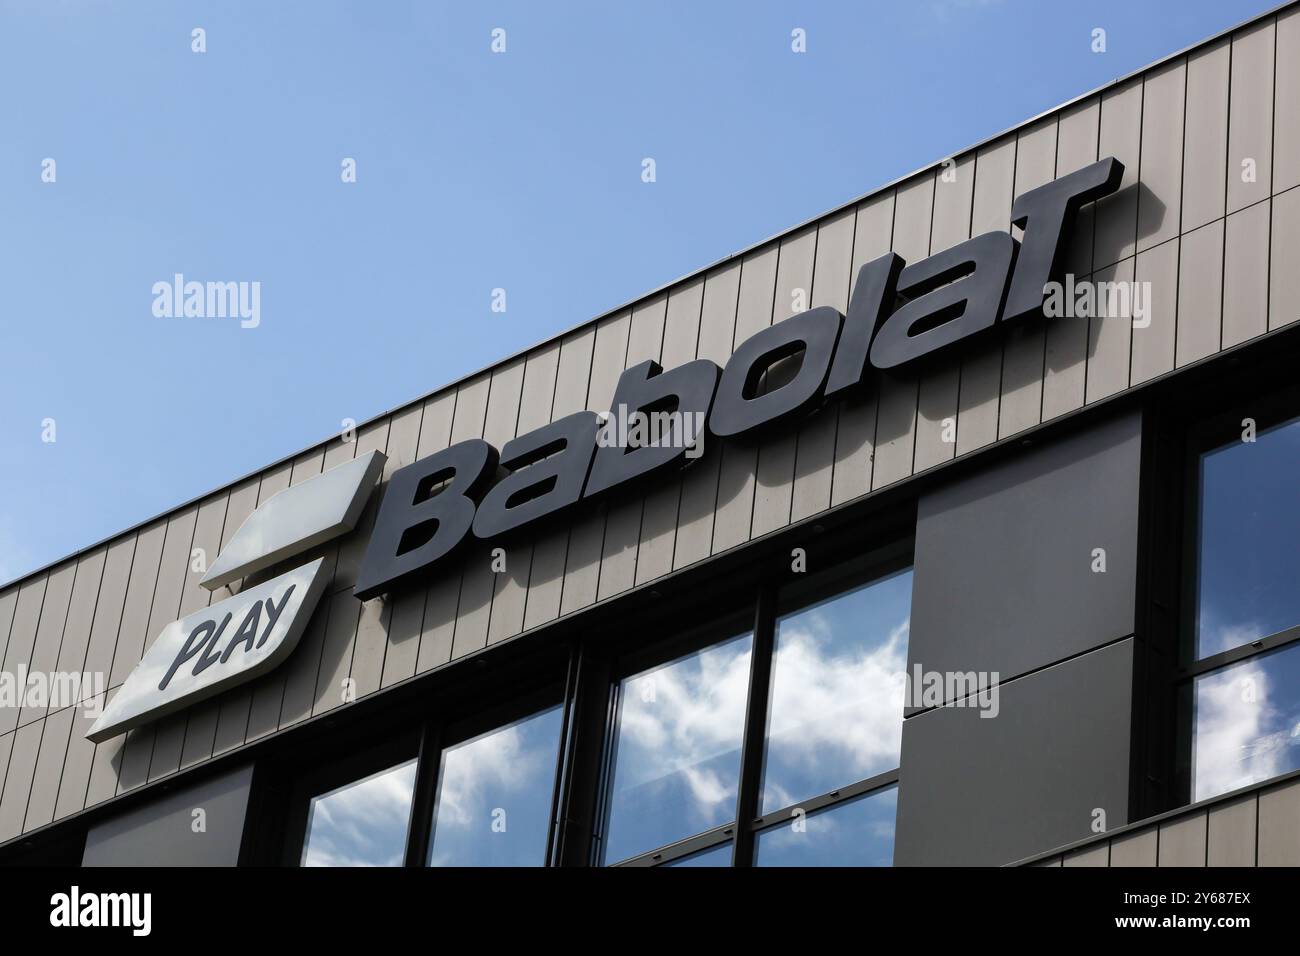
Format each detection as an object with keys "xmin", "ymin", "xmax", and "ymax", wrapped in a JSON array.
[
  {"xmin": 151, "ymin": 273, "xmax": 261, "ymax": 328},
  {"xmin": 353, "ymin": 158, "xmax": 1126, "ymax": 600},
  {"xmin": 50, "ymin": 886, "xmax": 151, "ymax": 937}
]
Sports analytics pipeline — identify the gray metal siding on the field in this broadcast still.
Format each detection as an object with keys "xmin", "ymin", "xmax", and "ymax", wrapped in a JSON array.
[{"xmin": 894, "ymin": 640, "xmax": 1135, "ymax": 866}]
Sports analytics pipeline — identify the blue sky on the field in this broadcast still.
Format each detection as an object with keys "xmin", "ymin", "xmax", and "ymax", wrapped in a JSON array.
[{"xmin": 0, "ymin": 0, "xmax": 1282, "ymax": 585}]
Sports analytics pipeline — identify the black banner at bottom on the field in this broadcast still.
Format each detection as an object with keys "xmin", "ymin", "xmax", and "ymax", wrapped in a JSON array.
[{"xmin": 0, "ymin": 864, "xmax": 1281, "ymax": 941}]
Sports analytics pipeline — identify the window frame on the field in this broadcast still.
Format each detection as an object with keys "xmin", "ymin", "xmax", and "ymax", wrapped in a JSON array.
[
  {"xmin": 604, "ymin": 537, "xmax": 913, "ymax": 868},
  {"xmin": 416, "ymin": 682, "xmax": 568, "ymax": 868},
  {"xmin": 286, "ymin": 728, "xmax": 421, "ymax": 867},
  {"xmin": 282, "ymin": 525, "xmax": 916, "ymax": 868},
  {"xmin": 1176, "ymin": 384, "xmax": 1300, "ymax": 802}
]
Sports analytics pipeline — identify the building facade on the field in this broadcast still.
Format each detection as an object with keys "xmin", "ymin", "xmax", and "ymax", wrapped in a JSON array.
[{"xmin": 4, "ymin": 3, "xmax": 1300, "ymax": 867}]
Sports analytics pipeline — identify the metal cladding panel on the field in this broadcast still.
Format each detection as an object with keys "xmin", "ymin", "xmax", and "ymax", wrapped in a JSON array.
[
  {"xmin": 1207, "ymin": 795, "xmax": 1257, "ymax": 866},
  {"xmin": 894, "ymin": 639, "xmax": 1135, "ymax": 866},
  {"xmin": 750, "ymin": 228, "xmax": 816, "ymax": 538},
  {"xmin": 5, "ymin": 7, "xmax": 1300, "ymax": 837},
  {"xmin": 828, "ymin": 193, "xmax": 890, "ymax": 505},
  {"xmin": 910, "ymin": 411, "xmax": 1141, "ymax": 684},
  {"xmin": 82, "ymin": 764, "xmax": 253, "ymax": 867},
  {"xmin": 1258, "ymin": 777, "xmax": 1300, "ymax": 865},
  {"xmin": 1158, "ymin": 814, "xmax": 1208, "ymax": 866}
]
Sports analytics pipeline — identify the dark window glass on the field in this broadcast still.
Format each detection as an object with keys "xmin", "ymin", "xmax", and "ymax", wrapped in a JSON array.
[
  {"xmin": 760, "ymin": 568, "xmax": 912, "ymax": 814},
  {"xmin": 1193, "ymin": 641, "xmax": 1300, "ymax": 802},
  {"xmin": 601, "ymin": 632, "xmax": 753, "ymax": 865},
  {"xmin": 427, "ymin": 705, "xmax": 564, "ymax": 867},
  {"xmin": 301, "ymin": 759, "xmax": 417, "ymax": 867},
  {"xmin": 664, "ymin": 843, "xmax": 732, "ymax": 867},
  {"xmin": 1196, "ymin": 416, "xmax": 1300, "ymax": 658},
  {"xmin": 753, "ymin": 785, "xmax": 897, "ymax": 867}
]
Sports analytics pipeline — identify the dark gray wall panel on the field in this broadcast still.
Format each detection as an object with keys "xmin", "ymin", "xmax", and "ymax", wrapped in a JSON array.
[
  {"xmin": 82, "ymin": 764, "xmax": 253, "ymax": 867},
  {"xmin": 894, "ymin": 639, "xmax": 1133, "ymax": 866},
  {"xmin": 909, "ymin": 411, "xmax": 1141, "ymax": 683}
]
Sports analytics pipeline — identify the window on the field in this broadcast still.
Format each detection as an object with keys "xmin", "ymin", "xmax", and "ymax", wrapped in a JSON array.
[
  {"xmin": 601, "ymin": 550, "xmax": 913, "ymax": 867},
  {"xmin": 1195, "ymin": 414, "xmax": 1300, "ymax": 657},
  {"xmin": 600, "ymin": 631, "xmax": 753, "ymax": 865},
  {"xmin": 287, "ymin": 542, "xmax": 913, "ymax": 868},
  {"xmin": 754, "ymin": 785, "xmax": 898, "ymax": 867},
  {"xmin": 761, "ymin": 567, "xmax": 911, "ymax": 814},
  {"xmin": 301, "ymin": 759, "xmax": 417, "ymax": 867},
  {"xmin": 427, "ymin": 704, "xmax": 565, "ymax": 866},
  {"xmin": 1187, "ymin": 407, "xmax": 1300, "ymax": 802},
  {"xmin": 1193, "ymin": 643, "xmax": 1300, "ymax": 801}
]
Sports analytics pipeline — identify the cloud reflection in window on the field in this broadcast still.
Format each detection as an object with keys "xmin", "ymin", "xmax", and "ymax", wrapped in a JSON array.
[
  {"xmin": 1194, "ymin": 642, "xmax": 1300, "ymax": 801},
  {"xmin": 302, "ymin": 759, "xmax": 417, "ymax": 867}
]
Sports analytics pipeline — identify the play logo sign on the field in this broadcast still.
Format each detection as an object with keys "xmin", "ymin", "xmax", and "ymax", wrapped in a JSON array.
[
  {"xmin": 87, "ymin": 558, "xmax": 330, "ymax": 743},
  {"xmin": 86, "ymin": 451, "xmax": 386, "ymax": 742}
]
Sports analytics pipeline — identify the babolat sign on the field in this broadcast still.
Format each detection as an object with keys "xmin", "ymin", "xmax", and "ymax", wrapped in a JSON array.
[
  {"xmin": 91, "ymin": 158, "xmax": 1121, "ymax": 741},
  {"xmin": 352, "ymin": 157, "xmax": 1123, "ymax": 598}
]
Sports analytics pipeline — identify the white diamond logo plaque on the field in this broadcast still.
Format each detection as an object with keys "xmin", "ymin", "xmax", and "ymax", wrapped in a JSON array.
[{"xmin": 87, "ymin": 557, "xmax": 330, "ymax": 743}]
